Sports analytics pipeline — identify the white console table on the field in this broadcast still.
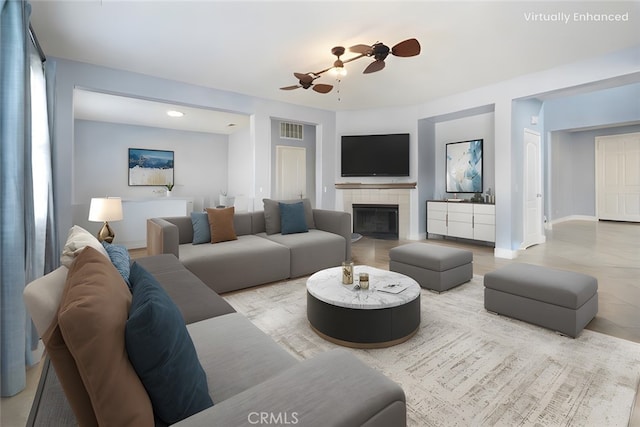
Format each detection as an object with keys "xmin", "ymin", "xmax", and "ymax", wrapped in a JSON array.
[
  {"xmin": 117, "ymin": 198, "xmax": 193, "ymax": 249},
  {"xmin": 426, "ymin": 201, "xmax": 495, "ymax": 243}
]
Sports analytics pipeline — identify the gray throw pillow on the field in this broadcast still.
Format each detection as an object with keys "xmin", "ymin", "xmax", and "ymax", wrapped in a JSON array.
[{"xmin": 263, "ymin": 198, "xmax": 315, "ymax": 235}]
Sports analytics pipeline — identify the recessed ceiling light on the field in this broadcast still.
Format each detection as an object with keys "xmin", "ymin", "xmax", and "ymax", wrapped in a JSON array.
[{"xmin": 166, "ymin": 110, "xmax": 184, "ymax": 118}]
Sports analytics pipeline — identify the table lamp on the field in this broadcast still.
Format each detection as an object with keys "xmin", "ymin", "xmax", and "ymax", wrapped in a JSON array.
[{"xmin": 88, "ymin": 197, "xmax": 123, "ymax": 243}]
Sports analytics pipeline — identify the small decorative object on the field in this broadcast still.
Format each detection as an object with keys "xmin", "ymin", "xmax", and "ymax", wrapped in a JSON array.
[
  {"xmin": 165, "ymin": 183, "xmax": 174, "ymax": 197},
  {"xmin": 342, "ymin": 261, "xmax": 354, "ymax": 284},
  {"xmin": 219, "ymin": 192, "xmax": 235, "ymax": 207},
  {"xmin": 359, "ymin": 272, "xmax": 369, "ymax": 290}
]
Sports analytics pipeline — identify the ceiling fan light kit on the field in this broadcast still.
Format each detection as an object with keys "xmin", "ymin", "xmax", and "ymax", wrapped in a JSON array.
[{"xmin": 280, "ymin": 38, "xmax": 420, "ymax": 94}]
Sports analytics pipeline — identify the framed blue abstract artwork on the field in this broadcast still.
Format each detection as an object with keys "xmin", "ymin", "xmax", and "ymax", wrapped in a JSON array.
[
  {"xmin": 446, "ymin": 139, "xmax": 483, "ymax": 193},
  {"xmin": 128, "ymin": 148, "xmax": 174, "ymax": 186}
]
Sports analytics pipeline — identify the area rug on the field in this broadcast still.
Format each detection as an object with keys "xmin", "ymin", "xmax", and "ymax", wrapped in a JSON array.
[{"xmin": 223, "ymin": 275, "xmax": 640, "ymax": 427}]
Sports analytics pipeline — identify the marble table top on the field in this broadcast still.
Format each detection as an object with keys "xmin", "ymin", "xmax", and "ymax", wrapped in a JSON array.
[{"xmin": 306, "ymin": 265, "xmax": 420, "ymax": 310}]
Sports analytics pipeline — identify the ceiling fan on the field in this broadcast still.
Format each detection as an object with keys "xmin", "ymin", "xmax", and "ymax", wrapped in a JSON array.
[
  {"xmin": 349, "ymin": 38, "xmax": 421, "ymax": 74},
  {"xmin": 280, "ymin": 72, "xmax": 334, "ymax": 93},
  {"xmin": 280, "ymin": 38, "xmax": 420, "ymax": 94}
]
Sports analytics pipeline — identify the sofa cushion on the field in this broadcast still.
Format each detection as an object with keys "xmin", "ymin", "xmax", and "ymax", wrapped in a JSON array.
[
  {"xmin": 206, "ymin": 207, "xmax": 237, "ymax": 243},
  {"xmin": 179, "ymin": 235, "xmax": 290, "ymax": 294},
  {"xmin": 101, "ymin": 241, "xmax": 131, "ymax": 286},
  {"xmin": 187, "ymin": 313, "xmax": 297, "ymax": 404},
  {"xmin": 57, "ymin": 246, "xmax": 154, "ymax": 426},
  {"xmin": 263, "ymin": 198, "xmax": 315, "ymax": 235},
  {"xmin": 259, "ymin": 229, "xmax": 346, "ymax": 278},
  {"xmin": 191, "ymin": 211, "xmax": 211, "ymax": 244},
  {"xmin": 133, "ymin": 254, "xmax": 236, "ymax": 324},
  {"xmin": 279, "ymin": 201, "xmax": 308, "ymax": 235},
  {"xmin": 60, "ymin": 225, "xmax": 109, "ymax": 267},
  {"xmin": 126, "ymin": 262, "xmax": 214, "ymax": 424}
]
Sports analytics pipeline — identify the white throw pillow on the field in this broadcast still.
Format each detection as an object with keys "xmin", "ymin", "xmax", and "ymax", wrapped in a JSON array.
[{"xmin": 60, "ymin": 225, "xmax": 109, "ymax": 268}]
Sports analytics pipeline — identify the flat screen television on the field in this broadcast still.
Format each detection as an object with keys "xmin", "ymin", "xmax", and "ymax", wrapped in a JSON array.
[{"xmin": 341, "ymin": 133, "xmax": 410, "ymax": 177}]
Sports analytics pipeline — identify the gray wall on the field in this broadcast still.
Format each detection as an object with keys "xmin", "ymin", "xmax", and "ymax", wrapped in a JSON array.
[{"xmin": 74, "ymin": 120, "xmax": 228, "ymax": 206}]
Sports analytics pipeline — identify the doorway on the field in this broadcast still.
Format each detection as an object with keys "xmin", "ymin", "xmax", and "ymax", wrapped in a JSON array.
[
  {"xmin": 596, "ymin": 132, "xmax": 640, "ymax": 222},
  {"xmin": 522, "ymin": 129, "xmax": 545, "ymax": 249},
  {"xmin": 275, "ymin": 145, "xmax": 306, "ymax": 200}
]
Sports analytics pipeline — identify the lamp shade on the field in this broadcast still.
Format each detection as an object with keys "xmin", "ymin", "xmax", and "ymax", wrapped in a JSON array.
[{"xmin": 88, "ymin": 197, "xmax": 123, "ymax": 222}]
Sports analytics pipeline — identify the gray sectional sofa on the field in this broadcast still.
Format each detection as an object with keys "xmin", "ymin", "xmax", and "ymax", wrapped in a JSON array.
[
  {"xmin": 147, "ymin": 208, "xmax": 352, "ymax": 294},
  {"xmin": 24, "ymin": 229, "xmax": 406, "ymax": 426}
]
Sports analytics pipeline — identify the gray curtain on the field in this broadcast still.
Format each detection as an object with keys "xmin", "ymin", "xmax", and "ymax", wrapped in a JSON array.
[{"xmin": 1, "ymin": 0, "xmax": 57, "ymax": 397}]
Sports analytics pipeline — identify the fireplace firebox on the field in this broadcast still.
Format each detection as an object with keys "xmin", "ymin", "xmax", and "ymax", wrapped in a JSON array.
[{"xmin": 352, "ymin": 204, "xmax": 399, "ymax": 239}]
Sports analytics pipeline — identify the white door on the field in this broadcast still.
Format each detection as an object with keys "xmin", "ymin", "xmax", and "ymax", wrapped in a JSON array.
[
  {"xmin": 596, "ymin": 132, "xmax": 640, "ymax": 222},
  {"xmin": 522, "ymin": 129, "xmax": 545, "ymax": 249},
  {"xmin": 275, "ymin": 145, "xmax": 306, "ymax": 200}
]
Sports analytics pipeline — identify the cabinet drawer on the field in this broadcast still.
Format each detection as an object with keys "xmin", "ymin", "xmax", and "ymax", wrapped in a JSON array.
[
  {"xmin": 429, "ymin": 210, "xmax": 447, "ymax": 221},
  {"xmin": 473, "ymin": 204, "xmax": 495, "ymax": 215},
  {"xmin": 427, "ymin": 202, "xmax": 447, "ymax": 212},
  {"xmin": 449, "ymin": 211, "xmax": 472, "ymax": 223},
  {"xmin": 447, "ymin": 203, "xmax": 473, "ymax": 213},
  {"xmin": 474, "ymin": 224, "xmax": 495, "ymax": 242},
  {"xmin": 448, "ymin": 221, "xmax": 473, "ymax": 239},
  {"xmin": 474, "ymin": 213, "xmax": 495, "ymax": 226},
  {"xmin": 427, "ymin": 219, "xmax": 447, "ymax": 235}
]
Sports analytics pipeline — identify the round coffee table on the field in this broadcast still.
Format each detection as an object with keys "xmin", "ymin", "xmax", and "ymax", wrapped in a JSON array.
[{"xmin": 306, "ymin": 265, "xmax": 421, "ymax": 348}]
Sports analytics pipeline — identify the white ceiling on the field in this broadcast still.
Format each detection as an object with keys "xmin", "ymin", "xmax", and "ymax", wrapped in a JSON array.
[
  {"xmin": 73, "ymin": 89, "xmax": 250, "ymax": 134},
  {"xmin": 31, "ymin": 1, "xmax": 640, "ymax": 129}
]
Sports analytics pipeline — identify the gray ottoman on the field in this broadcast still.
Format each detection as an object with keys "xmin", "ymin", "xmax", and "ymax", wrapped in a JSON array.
[
  {"xmin": 484, "ymin": 263, "xmax": 598, "ymax": 338},
  {"xmin": 389, "ymin": 243, "xmax": 473, "ymax": 292}
]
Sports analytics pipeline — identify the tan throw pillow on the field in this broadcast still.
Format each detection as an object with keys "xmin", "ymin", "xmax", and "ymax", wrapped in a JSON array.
[
  {"xmin": 58, "ymin": 246, "xmax": 154, "ymax": 426},
  {"xmin": 206, "ymin": 207, "xmax": 238, "ymax": 243},
  {"xmin": 41, "ymin": 322, "xmax": 98, "ymax": 427}
]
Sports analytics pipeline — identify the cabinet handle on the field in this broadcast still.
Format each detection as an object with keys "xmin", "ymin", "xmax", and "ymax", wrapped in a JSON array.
[
  {"xmin": 446, "ymin": 213, "xmax": 448, "ymax": 227},
  {"xmin": 472, "ymin": 216, "xmax": 475, "ymax": 228}
]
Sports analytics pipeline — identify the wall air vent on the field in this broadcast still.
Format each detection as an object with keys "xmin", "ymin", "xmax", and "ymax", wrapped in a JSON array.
[{"xmin": 280, "ymin": 122, "xmax": 303, "ymax": 140}]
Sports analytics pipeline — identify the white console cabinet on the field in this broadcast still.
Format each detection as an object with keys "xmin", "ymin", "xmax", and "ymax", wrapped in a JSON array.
[
  {"xmin": 117, "ymin": 198, "xmax": 193, "ymax": 249},
  {"xmin": 426, "ymin": 201, "xmax": 495, "ymax": 243}
]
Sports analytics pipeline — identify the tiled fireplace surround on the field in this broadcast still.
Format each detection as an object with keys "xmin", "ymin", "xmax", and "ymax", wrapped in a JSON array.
[{"xmin": 340, "ymin": 185, "xmax": 412, "ymax": 240}]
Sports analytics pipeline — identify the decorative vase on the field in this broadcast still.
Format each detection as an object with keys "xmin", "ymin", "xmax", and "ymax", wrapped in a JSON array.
[
  {"xmin": 342, "ymin": 261, "xmax": 354, "ymax": 284},
  {"xmin": 166, "ymin": 190, "xmax": 172, "ymax": 197}
]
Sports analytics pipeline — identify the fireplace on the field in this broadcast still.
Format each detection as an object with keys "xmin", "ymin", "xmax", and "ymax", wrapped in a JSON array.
[{"xmin": 352, "ymin": 204, "xmax": 399, "ymax": 239}]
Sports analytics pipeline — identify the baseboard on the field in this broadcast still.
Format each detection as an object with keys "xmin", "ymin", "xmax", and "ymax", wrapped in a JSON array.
[
  {"xmin": 550, "ymin": 215, "xmax": 597, "ymax": 226},
  {"xmin": 494, "ymin": 247, "xmax": 518, "ymax": 259}
]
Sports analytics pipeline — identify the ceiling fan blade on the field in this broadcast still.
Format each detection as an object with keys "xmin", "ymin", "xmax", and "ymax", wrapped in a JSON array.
[
  {"xmin": 312, "ymin": 84, "xmax": 333, "ymax": 94},
  {"xmin": 392, "ymin": 38, "xmax": 421, "ymax": 57},
  {"xmin": 363, "ymin": 60, "xmax": 385, "ymax": 74},
  {"xmin": 294, "ymin": 72, "xmax": 314, "ymax": 84},
  {"xmin": 280, "ymin": 85, "xmax": 301, "ymax": 91},
  {"xmin": 349, "ymin": 44, "xmax": 373, "ymax": 55}
]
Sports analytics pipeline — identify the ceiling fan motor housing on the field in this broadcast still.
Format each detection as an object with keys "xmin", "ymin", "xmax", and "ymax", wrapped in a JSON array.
[
  {"xmin": 331, "ymin": 46, "xmax": 346, "ymax": 57},
  {"xmin": 372, "ymin": 43, "xmax": 390, "ymax": 61}
]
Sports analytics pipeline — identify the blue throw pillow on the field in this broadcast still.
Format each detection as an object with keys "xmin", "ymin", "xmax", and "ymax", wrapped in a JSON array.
[
  {"xmin": 125, "ymin": 263, "xmax": 213, "ymax": 424},
  {"xmin": 279, "ymin": 201, "xmax": 308, "ymax": 235},
  {"xmin": 101, "ymin": 241, "xmax": 131, "ymax": 287},
  {"xmin": 191, "ymin": 211, "xmax": 211, "ymax": 244}
]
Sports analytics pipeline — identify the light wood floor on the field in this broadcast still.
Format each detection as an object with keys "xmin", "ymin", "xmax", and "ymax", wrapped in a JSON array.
[
  {"xmin": 353, "ymin": 219, "xmax": 640, "ymax": 344},
  {"xmin": 2, "ymin": 220, "xmax": 638, "ymax": 426}
]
